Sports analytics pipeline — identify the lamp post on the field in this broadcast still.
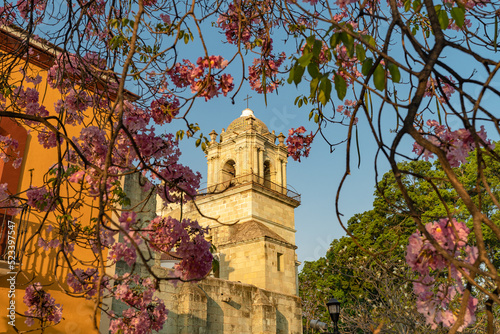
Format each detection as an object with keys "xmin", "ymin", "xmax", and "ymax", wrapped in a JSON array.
[{"xmin": 326, "ymin": 298, "xmax": 341, "ymax": 334}]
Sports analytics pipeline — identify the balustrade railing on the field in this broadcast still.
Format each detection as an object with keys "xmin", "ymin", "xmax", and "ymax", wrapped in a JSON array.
[
  {"xmin": 0, "ymin": 206, "xmax": 29, "ymax": 264},
  {"xmin": 197, "ymin": 173, "xmax": 301, "ymax": 202}
]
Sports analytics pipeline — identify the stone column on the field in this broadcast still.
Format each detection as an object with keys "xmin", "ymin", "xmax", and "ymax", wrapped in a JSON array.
[
  {"xmin": 258, "ymin": 149, "xmax": 264, "ymax": 180},
  {"xmin": 207, "ymin": 157, "xmax": 213, "ymax": 188},
  {"xmin": 282, "ymin": 161, "xmax": 287, "ymax": 188},
  {"xmin": 276, "ymin": 158, "xmax": 282, "ymax": 188},
  {"xmin": 253, "ymin": 147, "xmax": 259, "ymax": 176}
]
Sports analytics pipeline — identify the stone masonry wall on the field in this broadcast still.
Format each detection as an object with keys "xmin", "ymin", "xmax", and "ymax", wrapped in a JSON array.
[{"xmin": 152, "ymin": 266, "xmax": 303, "ymax": 334}]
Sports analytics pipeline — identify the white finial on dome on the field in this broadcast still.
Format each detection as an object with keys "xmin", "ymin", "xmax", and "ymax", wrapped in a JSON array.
[{"xmin": 241, "ymin": 108, "xmax": 254, "ymax": 117}]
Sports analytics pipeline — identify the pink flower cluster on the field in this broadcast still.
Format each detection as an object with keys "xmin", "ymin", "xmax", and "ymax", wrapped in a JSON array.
[
  {"xmin": 217, "ymin": 1, "xmax": 261, "ymax": 46},
  {"xmin": 149, "ymin": 94, "xmax": 180, "ymax": 125},
  {"xmin": 406, "ymin": 218, "xmax": 478, "ymax": 330},
  {"xmin": 48, "ymin": 53, "xmax": 106, "ymax": 94},
  {"xmin": 108, "ymin": 242, "xmax": 137, "ymax": 267},
  {"xmin": 147, "ymin": 217, "xmax": 213, "ymax": 280},
  {"xmin": 336, "ymin": 99, "xmax": 358, "ymax": 124},
  {"xmin": 334, "ymin": 43, "xmax": 363, "ymax": 85},
  {"xmin": 54, "ymin": 89, "xmax": 92, "ymax": 125},
  {"xmin": 0, "ymin": 3, "xmax": 16, "ymax": 26},
  {"xmin": 424, "ymin": 76, "xmax": 456, "ymax": 104},
  {"xmin": 23, "ymin": 283, "xmax": 63, "ymax": 327},
  {"xmin": 167, "ymin": 56, "xmax": 234, "ymax": 101},
  {"xmin": 218, "ymin": 2, "xmax": 285, "ymax": 94},
  {"xmin": 156, "ymin": 163, "xmax": 202, "ymax": 203},
  {"xmin": 248, "ymin": 51, "xmax": 286, "ymax": 93},
  {"xmin": 0, "ymin": 183, "xmax": 20, "ymax": 215},
  {"xmin": 286, "ymin": 126, "xmax": 314, "ymax": 162},
  {"xmin": 412, "ymin": 120, "xmax": 494, "ymax": 167},
  {"xmin": 12, "ymin": 84, "xmax": 49, "ymax": 126},
  {"xmin": 0, "ymin": 134, "xmax": 22, "ymax": 168},
  {"xmin": 16, "ymin": 0, "xmax": 47, "ymax": 20},
  {"xmin": 67, "ymin": 268, "xmax": 101, "ymax": 299},
  {"xmin": 26, "ymin": 186, "xmax": 55, "ymax": 212},
  {"xmin": 108, "ymin": 276, "xmax": 167, "ymax": 334}
]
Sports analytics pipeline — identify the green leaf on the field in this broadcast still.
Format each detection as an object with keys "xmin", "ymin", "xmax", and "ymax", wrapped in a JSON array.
[
  {"xmin": 314, "ymin": 113, "xmax": 319, "ymax": 123},
  {"xmin": 307, "ymin": 63, "xmax": 320, "ymax": 78},
  {"xmin": 330, "ymin": 33, "xmax": 341, "ymax": 48},
  {"xmin": 438, "ymin": 10, "xmax": 449, "ymax": 30},
  {"xmin": 294, "ymin": 65, "xmax": 305, "ymax": 86},
  {"xmin": 362, "ymin": 58, "xmax": 373, "ymax": 76},
  {"xmin": 298, "ymin": 53, "xmax": 314, "ymax": 67},
  {"xmin": 356, "ymin": 44, "xmax": 366, "ymax": 62},
  {"xmin": 310, "ymin": 77, "xmax": 320, "ymax": 97},
  {"xmin": 450, "ymin": 7, "xmax": 465, "ymax": 28},
  {"xmin": 312, "ymin": 40, "xmax": 323, "ymax": 59},
  {"xmin": 334, "ymin": 74, "xmax": 347, "ymax": 100},
  {"xmin": 309, "ymin": 110, "xmax": 314, "ymax": 121},
  {"xmin": 362, "ymin": 35, "xmax": 376, "ymax": 48},
  {"xmin": 412, "ymin": 0, "xmax": 421, "ymax": 12},
  {"xmin": 387, "ymin": 62, "xmax": 401, "ymax": 83},
  {"xmin": 373, "ymin": 64, "xmax": 385, "ymax": 91},
  {"xmin": 318, "ymin": 77, "xmax": 332, "ymax": 106},
  {"xmin": 288, "ymin": 65, "xmax": 296, "ymax": 84},
  {"xmin": 404, "ymin": 0, "xmax": 411, "ymax": 12},
  {"xmin": 340, "ymin": 32, "xmax": 354, "ymax": 57},
  {"xmin": 306, "ymin": 35, "xmax": 316, "ymax": 47}
]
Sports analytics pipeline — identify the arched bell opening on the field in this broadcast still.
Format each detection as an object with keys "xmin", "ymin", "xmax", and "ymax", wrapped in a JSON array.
[{"xmin": 221, "ymin": 159, "xmax": 236, "ymax": 187}]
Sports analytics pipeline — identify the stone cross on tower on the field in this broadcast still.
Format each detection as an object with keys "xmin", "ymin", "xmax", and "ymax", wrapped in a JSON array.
[{"xmin": 243, "ymin": 94, "xmax": 252, "ymax": 108}]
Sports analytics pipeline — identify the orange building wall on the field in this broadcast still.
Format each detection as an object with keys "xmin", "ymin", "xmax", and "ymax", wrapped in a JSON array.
[{"xmin": 0, "ymin": 45, "xmax": 103, "ymax": 333}]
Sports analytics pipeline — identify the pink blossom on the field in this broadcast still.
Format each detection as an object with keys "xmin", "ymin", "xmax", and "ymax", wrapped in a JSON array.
[
  {"xmin": 67, "ymin": 268, "xmax": 102, "ymax": 298},
  {"xmin": 149, "ymin": 95, "xmax": 180, "ymax": 125},
  {"xmin": 424, "ymin": 76, "xmax": 456, "ymax": 104},
  {"xmin": 23, "ymin": 283, "xmax": 63, "ymax": 327},
  {"xmin": 406, "ymin": 218, "xmax": 478, "ymax": 330},
  {"xmin": 0, "ymin": 134, "xmax": 22, "ymax": 167},
  {"xmin": 108, "ymin": 276, "xmax": 167, "ymax": 334},
  {"xmin": 413, "ymin": 121, "xmax": 494, "ymax": 167},
  {"xmin": 0, "ymin": 183, "xmax": 20, "ymax": 215},
  {"xmin": 108, "ymin": 242, "xmax": 137, "ymax": 267},
  {"xmin": 146, "ymin": 217, "xmax": 213, "ymax": 280},
  {"xmin": 37, "ymin": 129, "xmax": 61, "ymax": 149},
  {"xmin": 167, "ymin": 56, "xmax": 234, "ymax": 101},
  {"xmin": 160, "ymin": 14, "xmax": 171, "ymax": 25},
  {"xmin": 68, "ymin": 170, "xmax": 85, "ymax": 183},
  {"xmin": 27, "ymin": 186, "xmax": 55, "ymax": 212},
  {"xmin": 286, "ymin": 126, "xmax": 314, "ymax": 162},
  {"xmin": 248, "ymin": 52, "xmax": 286, "ymax": 94}
]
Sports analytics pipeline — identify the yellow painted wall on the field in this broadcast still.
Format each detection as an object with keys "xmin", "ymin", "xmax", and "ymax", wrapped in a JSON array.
[{"xmin": 0, "ymin": 59, "xmax": 102, "ymax": 333}]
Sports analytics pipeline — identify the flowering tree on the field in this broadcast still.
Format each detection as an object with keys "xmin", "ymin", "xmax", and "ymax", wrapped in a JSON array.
[{"xmin": 1, "ymin": 0, "xmax": 500, "ymax": 332}]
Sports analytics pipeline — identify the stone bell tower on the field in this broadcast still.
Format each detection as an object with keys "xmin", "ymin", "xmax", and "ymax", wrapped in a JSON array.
[{"xmin": 158, "ymin": 107, "xmax": 301, "ymax": 296}]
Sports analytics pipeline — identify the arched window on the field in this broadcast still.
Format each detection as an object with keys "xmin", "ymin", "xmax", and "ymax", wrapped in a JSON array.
[{"xmin": 222, "ymin": 160, "xmax": 236, "ymax": 185}]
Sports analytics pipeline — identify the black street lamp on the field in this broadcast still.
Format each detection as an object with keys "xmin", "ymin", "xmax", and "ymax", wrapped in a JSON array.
[{"xmin": 326, "ymin": 298, "xmax": 341, "ymax": 334}]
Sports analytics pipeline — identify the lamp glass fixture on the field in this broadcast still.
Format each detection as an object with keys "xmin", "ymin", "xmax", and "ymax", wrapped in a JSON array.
[{"xmin": 326, "ymin": 298, "xmax": 340, "ymax": 322}]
